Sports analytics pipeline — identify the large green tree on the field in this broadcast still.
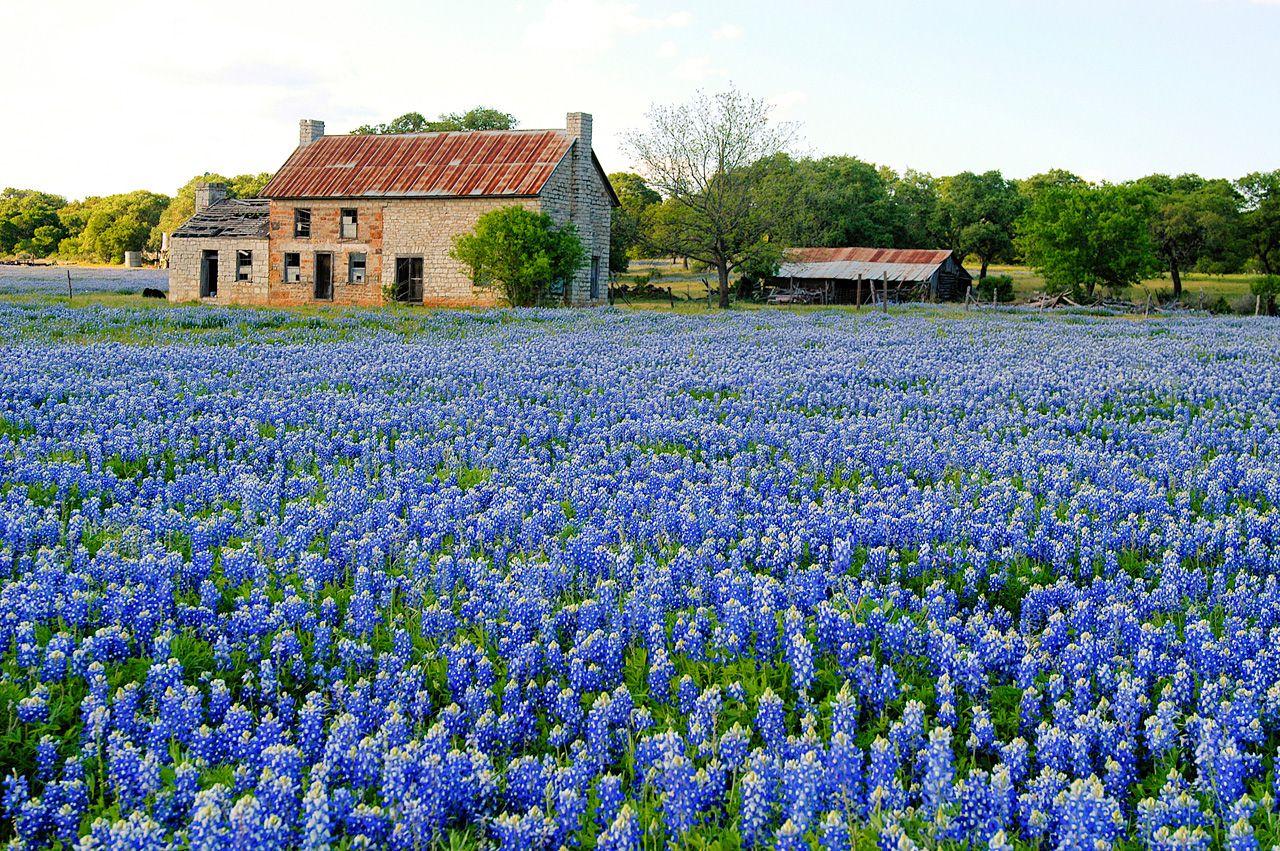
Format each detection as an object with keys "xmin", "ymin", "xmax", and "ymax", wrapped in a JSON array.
[
  {"xmin": 624, "ymin": 86, "xmax": 794, "ymax": 308},
  {"xmin": 937, "ymin": 170, "xmax": 1025, "ymax": 280},
  {"xmin": 607, "ymin": 172, "xmax": 661, "ymax": 273},
  {"xmin": 58, "ymin": 191, "xmax": 170, "ymax": 263},
  {"xmin": 151, "ymin": 172, "xmax": 272, "ymax": 250},
  {"xmin": 1237, "ymin": 171, "xmax": 1280, "ymax": 275},
  {"xmin": 755, "ymin": 154, "xmax": 897, "ymax": 250},
  {"xmin": 887, "ymin": 170, "xmax": 945, "ymax": 249},
  {"xmin": 0, "ymin": 189, "xmax": 67, "ymax": 257},
  {"xmin": 353, "ymin": 107, "xmax": 517, "ymax": 135},
  {"xmin": 1017, "ymin": 181, "xmax": 1159, "ymax": 297},
  {"xmin": 451, "ymin": 206, "xmax": 585, "ymax": 307},
  {"xmin": 1137, "ymin": 174, "xmax": 1246, "ymax": 296}
]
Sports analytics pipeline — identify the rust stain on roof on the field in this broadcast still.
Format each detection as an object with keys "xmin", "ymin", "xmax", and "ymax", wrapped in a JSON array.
[
  {"xmin": 788, "ymin": 247, "xmax": 955, "ymax": 266},
  {"xmin": 261, "ymin": 130, "xmax": 574, "ymax": 199}
]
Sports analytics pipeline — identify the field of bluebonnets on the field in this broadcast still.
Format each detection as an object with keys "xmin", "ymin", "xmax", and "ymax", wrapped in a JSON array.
[
  {"xmin": 2, "ymin": 299, "xmax": 1280, "ymax": 850},
  {"xmin": 0, "ymin": 266, "xmax": 167, "ymax": 296}
]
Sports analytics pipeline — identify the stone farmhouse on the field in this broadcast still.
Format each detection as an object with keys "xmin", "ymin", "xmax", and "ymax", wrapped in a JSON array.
[{"xmin": 169, "ymin": 113, "xmax": 617, "ymax": 307}]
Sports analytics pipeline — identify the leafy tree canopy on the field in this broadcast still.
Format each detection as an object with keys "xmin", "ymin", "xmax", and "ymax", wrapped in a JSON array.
[
  {"xmin": 1017, "ymin": 181, "xmax": 1159, "ymax": 297},
  {"xmin": 607, "ymin": 173, "xmax": 661, "ymax": 274},
  {"xmin": 58, "ymin": 191, "xmax": 170, "ymax": 264},
  {"xmin": 0, "ymin": 188, "xmax": 68, "ymax": 257},
  {"xmin": 451, "ymin": 206, "xmax": 585, "ymax": 307},
  {"xmin": 937, "ymin": 170, "xmax": 1025, "ymax": 279},
  {"xmin": 352, "ymin": 107, "xmax": 517, "ymax": 135},
  {"xmin": 1237, "ymin": 170, "xmax": 1280, "ymax": 276}
]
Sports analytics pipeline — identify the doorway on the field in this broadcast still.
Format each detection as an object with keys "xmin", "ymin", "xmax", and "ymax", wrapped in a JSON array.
[
  {"xmin": 314, "ymin": 252, "xmax": 333, "ymax": 300},
  {"xmin": 395, "ymin": 256, "xmax": 424, "ymax": 303},
  {"xmin": 200, "ymin": 250, "xmax": 218, "ymax": 298}
]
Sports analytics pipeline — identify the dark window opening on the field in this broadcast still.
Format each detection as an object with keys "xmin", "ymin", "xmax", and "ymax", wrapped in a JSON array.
[
  {"xmin": 284, "ymin": 252, "xmax": 301, "ymax": 282},
  {"xmin": 340, "ymin": 208, "xmax": 358, "ymax": 239},
  {"xmin": 294, "ymin": 208, "xmax": 311, "ymax": 238},
  {"xmin": 236, "ymin": 250, "xmax": 252, "ymax": 281},
  {"xmin": 394, "ymin": 256, "xmax": 424, "ymax": 303},
  {"xmin": 200, "ymin": 249, "xmax": 218, "ymax": 298},
  {"xmin": 315, "ymin": 252, "xmax": 333, "ymax": 300},
  {"xmin": 590, "ymin": 256, "xmax": 601, "ymax": 300},
  {"xmin": 349, "ymin": 252, "xmax": 367, "ymax": 283}
]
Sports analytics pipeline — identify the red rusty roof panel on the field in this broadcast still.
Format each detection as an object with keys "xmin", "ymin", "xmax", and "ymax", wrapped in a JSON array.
[
  {"xmin": 261, "ymin": 129, "xmax": 574, "ymax": 199},
  {"xmin": 787, "ymin": 247, "xmax": 955, "ymax": 266}
]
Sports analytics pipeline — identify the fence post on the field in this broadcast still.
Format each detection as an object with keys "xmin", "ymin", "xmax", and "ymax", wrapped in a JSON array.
[
  {"xmin": 881, "ymin": 272, "xmax": 888, "ymax": 313},
  {"xmin": 66, "ymin": 269, "xmax": 72, "ymax": 301}
]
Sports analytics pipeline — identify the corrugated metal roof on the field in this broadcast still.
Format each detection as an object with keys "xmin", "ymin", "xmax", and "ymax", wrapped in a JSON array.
[
  {"xmin": 261, "ymin": 130, "xmax": 574, "ymax": 199},
  {"xmin": 171, "ymin": 198, "xmax": 269, "ymax": 239},
  {"xmin": 776, "ymin": 246, "xmax": 963, "ymax": 283}
]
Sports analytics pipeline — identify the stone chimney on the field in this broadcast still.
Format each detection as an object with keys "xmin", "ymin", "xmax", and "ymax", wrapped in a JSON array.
[
  {"xmin": 194, "ymin": 181, "xmax": 227, "ymax": 213},
  {"xmin": 299, "ymin": 119, "xmax": 325, "ymax": 148},
  {"xmin": 565, "ymin": 112, "xmax": 601, "ymax": 303}
]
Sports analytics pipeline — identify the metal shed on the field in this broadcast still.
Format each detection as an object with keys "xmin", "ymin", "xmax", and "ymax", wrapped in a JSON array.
[{"xmin": 770, "ymin": 247, "xmax": 973, "ymax": 304}]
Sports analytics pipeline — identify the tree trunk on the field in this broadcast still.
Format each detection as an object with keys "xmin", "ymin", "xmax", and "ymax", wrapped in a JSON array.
[
  {"xmin": 1169, "ymin": 260, "xmax": 1182, "ymax": 299},
  {"xmin": 980, "ymin": 258, "xmax": 989, "ymax": 281},
  {"xmin": 716, "ymin": 262, "xmax": 730, "ymax": 309}
]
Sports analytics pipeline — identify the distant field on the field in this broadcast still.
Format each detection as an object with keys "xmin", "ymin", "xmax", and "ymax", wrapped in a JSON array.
[{"xmin": 0, "ymin": 265, "xmax": 167, "ymax": 295}]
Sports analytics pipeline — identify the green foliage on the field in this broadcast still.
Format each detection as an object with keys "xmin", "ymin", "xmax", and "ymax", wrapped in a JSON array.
[
  {"xmin": 0, "ymin": 188, "xmax": 67, "ymax": 257},
  {"xmin": 451, "ymin": 207, "xmax": 586, "ymax": 307},
  {"xmin": 1237, "ymin": 170, "xmax": 1280, "ymax": 275},
  {"xmin": 1017, "ymin": 181, "xmax": 1160, "ymax": 297},
  {"xmin": 57, "ymin": 190, "xmax": 170, "ymax": 264},
  {"xmin": 151, "ymin": 173, "xmax": 272, "ymax": 250},
  {"xmin": 975, "ymin": 274, "xmax": 1015, "ymax": 303},
  {"xmin": 1137, "ymin": 174, "xmax": 1248, "ymax": 295},
  {"xmin": 1250, "ymin": 274, "xmax": 1280, "ymax": 296},
  {"xmin": 937, "ymin": 170, "xmax": 1025, "ymax": 278},
  {"xmin": 352, "ymin": 107, "xmax": 517, "ymax": 135},
  {"xmin": 753, "ymin": 153, "xmax": 899, "ymax": 249},
  {"xmin": 608, "ymin": 172, "xmax": 661, "ymax": 274}
]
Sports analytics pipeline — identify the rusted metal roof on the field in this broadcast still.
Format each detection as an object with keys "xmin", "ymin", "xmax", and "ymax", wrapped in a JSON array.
[
  {"xmin": 171, "ymin": 198, "xmax": 269, "ymax": 239},
  {"xmin": 261, "ymin": 130, "xmax": 575, "ymax": 199},
  {"xmin": 776, "ymin": 247, "xmax": 968, "ymax": 283}
]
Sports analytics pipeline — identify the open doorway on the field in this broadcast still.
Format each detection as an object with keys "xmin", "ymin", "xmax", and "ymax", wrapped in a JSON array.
[
  {"xmin": 395, "ymin": 256, "xmax": 424, "ymax": 303},
  {"xmin": 200, "ymin": 250, "xmax": 218, "ymax": 298},
  {"xmin": 314, "ymin": 252, "xmax": 333, "ymax": 300}
]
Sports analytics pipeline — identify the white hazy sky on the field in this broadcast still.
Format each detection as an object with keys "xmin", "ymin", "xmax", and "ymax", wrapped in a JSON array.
[{"xmin": 3, "ymin": 0, "xmax": 1278, "ymax": 200}]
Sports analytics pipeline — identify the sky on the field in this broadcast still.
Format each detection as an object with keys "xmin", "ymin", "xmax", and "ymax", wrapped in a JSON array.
[{"xmin": 3, "ymin": 0, "xmax": 1278, "ymax": 200}]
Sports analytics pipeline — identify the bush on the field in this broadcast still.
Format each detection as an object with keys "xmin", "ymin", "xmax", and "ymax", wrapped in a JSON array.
[
  {"xmin": 975, "ymin": 274, "xmax": 1015, "ymax": 303},
  {"xmin": 451, "ymin": 207, "xmax": 586, "ymax": 307}
]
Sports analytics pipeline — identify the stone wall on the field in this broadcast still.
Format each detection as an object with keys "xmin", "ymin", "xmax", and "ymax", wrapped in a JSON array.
[
  {"xmin": 381, "ymin": 197, "xmax": 540, "ymax": 307},
  {"xmin": 539, "ymin": 128, "xmax": 612, "ymax": 306},
  {"xmin": 267, "ymin": 201, "xmax": 384, "ymax": 307},
  {"xmin": 168, "ymin": 237, "xmax": 269, "ymax": 303}
]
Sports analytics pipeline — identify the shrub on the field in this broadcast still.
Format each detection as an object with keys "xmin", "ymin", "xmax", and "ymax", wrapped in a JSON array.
[
  {"xmin": 975, "ymin": 274, "xmax": 1015, "ymax": 303},
  {"xmin": 451, "ymin": 207, "xmax": 586, "ymax": 307}
]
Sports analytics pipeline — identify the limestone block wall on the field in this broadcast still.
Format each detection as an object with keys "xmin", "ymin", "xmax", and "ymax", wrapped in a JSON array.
[
  {"xmin": 267, "ymin": 201, "xmax": 385, "ymax": 307},
  {"xmin": 168, "ymin": 238, "xmax": 269, "ymax": 304},
  {"xmin": 381, "ymin": 197, "xmax": 540, "ymax": 307},
  {"xmin": 540, "ymin": 149, "xmax": 612, "ymax": 306}
]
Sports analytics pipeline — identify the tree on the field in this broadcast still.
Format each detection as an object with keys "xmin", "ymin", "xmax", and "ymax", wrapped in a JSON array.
[
  {"xmin": 1137, "ymin": 175, "xmax": 1245, "ymax": 297},
  {"xmin": 0, "ymin": 189, "xmax": 67, "ymax": 257},
  {"xmin": 607, "ymin": 172, "xmax": 661, "ymax": 274},
  {"xmin": 887, "ymin": 170, "xmax": 945, "ymax": 249},
  {"xmin": 755, "ymin": 154, "xmax": 897, "ymax": 250},
  {"xmin": 151, "ymin": 172, "xmax": 273, "ymax": 250},
  {"xmin": 58, "ymin": 190, "xmax": 169, "ymax": 263},
  {"xmin": 451, "ymin": 207, "xmax": 585, "ymax": 307},
  {"xmin": 1250, "ymin": 274, "xmax": 1280, "ymax": 316},
  {"xmin": 937, "ymin": 171, "xmax": 1025, "ymax": 280},
  {"xmin": 1017, "ymin": 182, "xmax": 1159, "ymax": 297},
  {"xmin": 353, "ymin": 107, "xmax": 517, "ymax": 135},
  {"xmin": 1237, "ymin": 171, "xmax": 1280, "ymax": 276},
  {"xmin": 624, "ymin": 86, "xmax": 795, "ymax": 308}
]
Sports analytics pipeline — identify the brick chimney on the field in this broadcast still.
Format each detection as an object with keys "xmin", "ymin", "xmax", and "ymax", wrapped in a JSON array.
[
  {"xmin": 194, "ymin": 181, "xmax": 227, "ymax": 213},
  {"xmin": 299, "ymin": 119, "xmax": 325, "ymax": 148}
]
